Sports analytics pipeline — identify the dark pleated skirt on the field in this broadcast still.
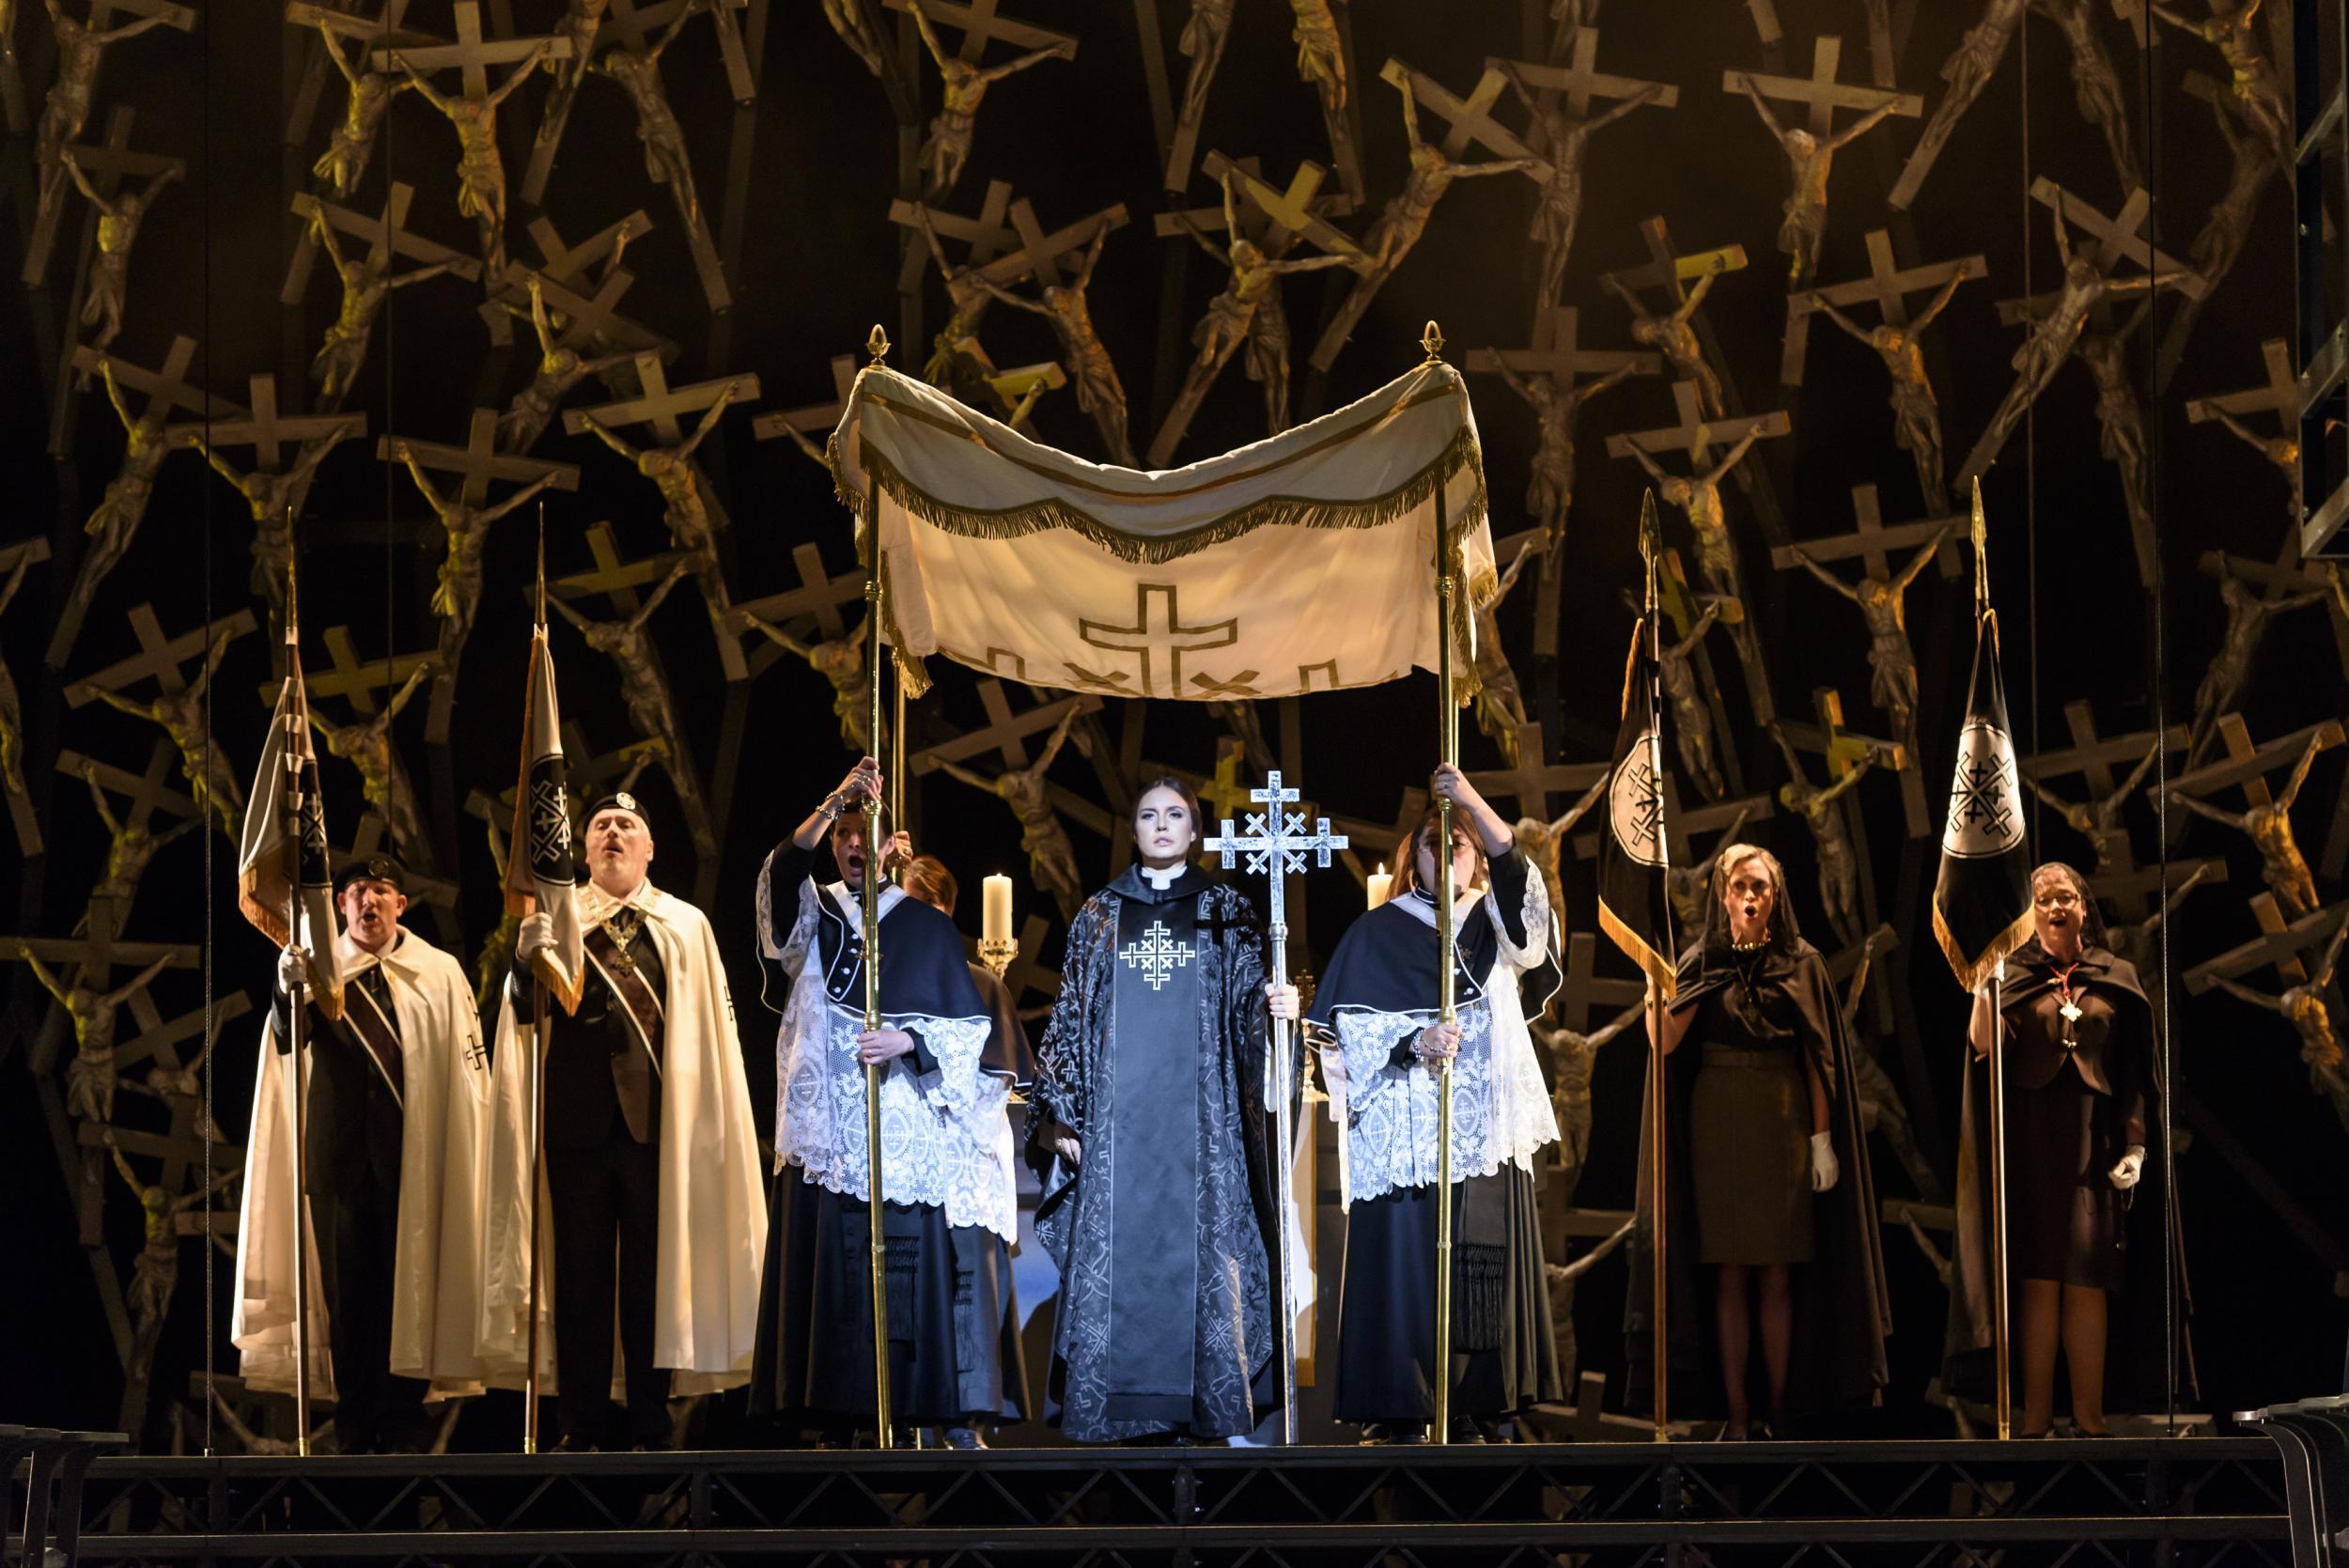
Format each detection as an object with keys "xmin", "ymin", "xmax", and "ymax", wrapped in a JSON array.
[
  {"xmin": 1332, "ymin": 1166, "xmax": 1562, "ymax": 1425},
  {"xmin": 2009, "ymin": 1066, "xmax": 2129, "ymax": 1292},
  {"xmin": 1688, "ymin": 1046, "xmax": 1814, "ymax": 1265},
  {"xmin": 749, "ymin": 1170, "xmax": 1031, "ymax": 1430}
]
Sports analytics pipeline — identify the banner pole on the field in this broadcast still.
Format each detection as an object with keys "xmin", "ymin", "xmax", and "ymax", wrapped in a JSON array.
[
  {"xmin": 864, "ymin": 559, "xmax": 894, "ymax": 1450},
  {"xmin": 1641, "ymin": 505, "xmax": 1671, "ymax": 1443},
  {"xmin": 282, "ymin": 570, "xmax": 314, "ymax": 1459},
  {"xmin": 524, "ymin": 984, "xmax": 548, "ymax": 1453},
  {"xmin": 1990, "ymin": 960, "xmax": 2013, "ymax": 1440},
  {"xmin": 1426, "ymin": 322, "xmax": 1456, "ymax": 1447}
]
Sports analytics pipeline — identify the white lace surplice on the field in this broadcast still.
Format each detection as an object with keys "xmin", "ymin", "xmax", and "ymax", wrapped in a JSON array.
[
  {"xmin": 1324, "ymin": 870, "xmax": 1561, "ymax": 1207},
  {"xmin": 759, "ymin": 852, "xmax": 1014, "ymax": 1240}
]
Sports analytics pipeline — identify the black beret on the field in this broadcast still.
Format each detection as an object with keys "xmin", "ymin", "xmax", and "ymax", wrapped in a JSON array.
[
  {"xmin": 334, "ymin": 855, "xmax": 407, "ymax": 894},
  {"xmin": 583, "ymin": 790, "xmax": 654, "ymax": 833}
]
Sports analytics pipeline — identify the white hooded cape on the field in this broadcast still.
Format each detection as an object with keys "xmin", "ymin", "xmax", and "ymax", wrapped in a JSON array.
[
  {"xmin": 475, "ymin": 879, "xmax": 766, "ymax": 1393},
  {"xmin": 230, "ymin": 926, "xmax": 490, "ymax": 1396}
]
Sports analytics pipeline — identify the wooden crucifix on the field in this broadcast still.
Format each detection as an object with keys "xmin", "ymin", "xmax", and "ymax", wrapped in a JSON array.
[
  {"xmin": 478, "ymin": 211, "xmax": 667, "ymax": 354},
  {"xmin": 910, "ymin": 678, "xmax": 1112, "ymax": 838},
  {"xmin": 1772, "ymin": 483, "xmax": 1965, "ymax": 591},
  {"xmin": 1782, "ymin": 227, "xmax": 1986, "ymax": 390},
  {"xmin": 566, "ymin": 361, "xmax": 756, "ymax": 449},
  {"xmin": 1491, "ymin": 25, "xmax": 1680, "ymax": 119},
  {"xmin": 1465, "ymin": 722, "xmax": 1606, "ymax": 821},
  {"xmin": 23, "ymin": 103, "xmax": 181, "ymax": 291},
  {"xmin": 1380, "ymin": 57, "xmax": 1555, "ymax": 182},
  {"xmin": 2186, "ymin": 336, "xmax": 2299, "ymax": 519},
  {"xmin": 109, "ymin": 986, "xmax": 252, "ymax": 1193},
  {"xmin": 169, "ymin": 373, "xmax": 360, "ymax": 475},
  {"xmin": 1721, "ymin": 33, "xmax": 1921, "ymax": 128},
  {"xmin": 256, "ymin": 624, "xmax": 435, "ymax": 718},
  {"xmin": 69, "ymin": 604, "xmax": 255, "ymax": 710},
  {"xmin": 1198, "ymin": 151, "xmax": 1362, "ymax": 260},
  {"xmin": 2176, "ymin": 714, "xmax": 2343, "ymax": 978},
  {"xmin": 552, "ymin": 520, "xmax": 687, "ymax": 618},
  {"xmin": 2198, "ymin": 543, "xmax": 2349, "ymax": 691},
  {"xmin": 2016, "ymin": 699, "xmax": 2189, "ymax": 918},
  {"xmin": 523, "ymin": 0, "xmax": 753, "ymax": 209},
  {"xmin": 2185, "ymin": 898, "xmax": 2346, "ymax": 997},
  {"xmin": 381, "ymin": 407, "xmax": 580, "ymax": 506},
  {"xmin": 365, "ymin": 0, "xmax": 568, "ymax": 96},
  {"xmin": 888, "ymin": 179, "xmax": 1018, "ymax": 293},
  {"xmin": 749, "ymin": 353, "xmax": 855, "ymax": 465},
  {"xmin": 0, "ymin": 537, "xmax": 53, "ymax": 854},
  {"xmin": 281, "ymin": 182, "xmax": 482, "ymax": 305},
  {"xmin": 64, "ymin": 335, "xmax": 244, "ymax": 442},
  {"xmin": 54, "ymin": 743, "xmax": 197, "ymax": 828},
  {"xmin": 729, "ymin": 542, "xmax": 866, "ymax": 649},
  {"xmin": 969, "ymin": 196, "xmax": 1131, "ymax": 288},
  {"xmin": 281, "ymin": 0, "xmax": 429, "ymax": 147}
]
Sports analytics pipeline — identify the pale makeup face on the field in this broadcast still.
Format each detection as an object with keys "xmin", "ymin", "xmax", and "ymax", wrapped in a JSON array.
[
  {"xmin": 2032, "ymin": 868, "xmax": 2085, "ymax": 955},
  {"xmin": 1720, "ymin": 855, "xmax": 1777, "ymax": 945},
  {"xmin": 338, "ymin": 878, "xmax": 407, "ymax": 953},
  {"xmin": 831, "ymin": 812, "xmax": 880, "ymax": 890},
  {"xmin": 1132, "ymin": 785, "xmax": 1197, "ymax": 870},
  {"xmin": 1413, "ymin": 825, "xmax": 1478, "ymax": 895},
  {"xmin": 586, "ymin": 808, "xmax": 654, "ymax": 896}
]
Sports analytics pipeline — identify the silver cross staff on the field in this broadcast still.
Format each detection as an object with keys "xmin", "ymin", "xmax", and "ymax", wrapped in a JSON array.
[{"xmin": 1205, "ymin": 769, "xmax": 1346, "ymax": 1446}]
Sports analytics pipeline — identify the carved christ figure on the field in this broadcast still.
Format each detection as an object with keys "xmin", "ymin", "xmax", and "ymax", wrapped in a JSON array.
[
  {"xmin": 1501, "ymin": 67, "xmax": 1661, "ymax": 309},
  {"xmin": 1809, "ymin": 261, "xmax": 1972, "ymax": 515},
  {"xmin": 1657, "ymin": 598, "xmax": 1729, "ymax": 800},
  {"xmin": 1769, "ymin": 723, "xmax": 1876, "ymax": 949},
  {"xmin": 1470, "ymin": 536, "xmax": 1540, "ymax": 764},
  {"xmin": 79, "ymin": 758, "xmax": 198, "ymax": 939},
  {"xmin": 933, "ymin": 704, "xmax": 1087, "ymax": 922},
  {"xmin": 1626, "ymin": 427, "xmax": 1764, "ymax": 671},
  {"xmin": 1288, "ymin": 0, "xmax": 1345, "ymax": 110},
  {"xmin": 309, "ymin": 666, "xmax": 436, "ymax": 871},
  {"xmin": 1969, "ymin": 206, "xmax": 2157, "ymax": 475},
  {"xmin": 498, "ymin": 276, "xmax": 632, "ymax": 453},
  {"xmin": 577, "ymin": 384, "xmax": 739, "ymax": 608},
  {"xmin": 19, "ymin": 943, "xmax": 173, "ymax": 1123},
  {"xmin": 739, "ymin": 612, "xmax": 871, "ymax": 753},
  {"xmin": 587, "ymin": 0, "xmax": 705, "ymax": 230},
  {"xmin": 1174, "ymin": 0, "xmax": 1237, "ymax": 132},
  {"xmin": 980, "ymin": 229, "xmax": 1137, "ymax": 466},
  {"xmin": 1896, "ymin": 0, "xmax": 2026, "ymax": 208},
  {"xmin": 1786, "ymin": 522, "xmax": 1951, "ymax": 747},
  {"xmin": 907, "ymin": 0, "xmax": 1071, "ymax": 198},
  {"xmin": 547, "ymin": 564, "xmax": 718, "ymax": 857},
  {"xmin": 2211, "ymin": 405, "xmax": 2299, "ymax": 519},
  {"xmin": 1738, "ymin": 81, "xmax": 1898, "ymax": 289},
  {"xmin": 1169, "ymin": 173, "xmax": 1355, "ymax": 440},
  {"xmin": 1493, "ymin": 357, "xmax": 1637, "ymax": 546},
  {"xmin": 310, "ymin": 214, "xmax": 458, "ymax": 405},
  {"xmin": 2187, "ymin": 566, "xmax": 2327, "ymax": 753},
  {"xmin": 2169, "ymin": 734, "xmax": 2326, "ymax": 917},
  {"xmin": 2031, "ymin": 0, "xmax": 2140, "ymax": 191},
  {"xmin": 2020, "ymin": 738, "xmax": 2160, "ymax": 874},
  {"xmin": 392, "ymin": 442, "xmax": 561, "ymax": 683},
  {"xmin": 533, "ymin": 0, "xmax": 610, "ymax": 159},
  {"xmin": 76, "ymin": 629, "xmax": 243, "ymax": 838},
  {"xmin": 1514, "ymin": 771, "xmax": 1610, "ymax": 927},
  {"xmin": 914, "ymin": 206, "xmax": 998, "ymax": 404},
  {"xmin": 184, "ymin": 424, "xmax": 352, "ymax": 631},
  {"xmin": 393, "ymin": 38, "xmax": 551, "ymax": 276},
  {"xmin": 2151, "ymin": 0, "xmax": 2288, "ymax": 167},
  {"xmin": 2076, "ymin": 303, "xmax": 2156, "ymax": 574},
  {"xmin": 65, "ymin": 360, "xmax": 180, "ymax": 631},
  {"xmin": 35, "ymin": 0, "xmax": 173, "ymax": 216},
  {"xmin": 821, "ymin": 0, "xmax": 886, "ymax": 74},
  {"xmin": 2210, "ymin": 920, "xmax": 2349, "ymax": 1133},
  {"xmin": 314, "ymin": 19, "xmax": 413, "ymax": 196},
  {"xmin": 0, "ymin": 554, "xmax": 33, "ymax": 800},
  {"xmin": 58, "ymin": 149, "xmax": 179, "ymax": 354},
  {"xmin": 1603, "ymin": 257, "xmax": 1726, "ymax": 414}
]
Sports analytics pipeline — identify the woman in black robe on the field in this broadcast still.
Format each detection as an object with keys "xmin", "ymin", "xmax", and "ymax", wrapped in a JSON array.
[
  {"xmin": 1308, "ymin": 766, "xmax": 1564, "ymax": 1442},
  {"xmin": 1946, "ymin": 860, "xmax": 2181, "ymax": 1436},
  {"xmin": 1032, "ymin": 777, "xmax": 1293, "ymax": 1443},
  {"xmin": 1627, "ymin": 843, "xmax": 1890, "ymax": 1436}
]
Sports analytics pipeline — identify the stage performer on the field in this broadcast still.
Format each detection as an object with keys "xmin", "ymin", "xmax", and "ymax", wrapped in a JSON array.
[
  {"xmin": 752, "ymin": 761, "xmax": 1028, "ymax": 1448},
  {"xmin": 480, "ymin": 792, "xmax": 765, "ymax": 1451},
  {"xmin": 232, "ymin": 857, "xmax": 490, "ymax": 1453},
  {"xmin": 1307, "ymin": 766, "xmax": 1565, "ymax": 1443},
  {"xmin": 1947, "ymin": 861, "xmax": 2177, "ymax": 1436},
  {"xmin": 904, "ymin": 853, "xmax": 1037, "ymax": 1087},
  {"xmin": 1628, "ymin": 843, "xmax": 1889, "ymax": 1438},
  {"xmin": 1033, "ymin": 777, "xmax": 1292, "ymax": 1443}
]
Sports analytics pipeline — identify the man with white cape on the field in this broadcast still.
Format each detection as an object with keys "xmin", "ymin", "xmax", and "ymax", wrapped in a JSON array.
[
  {"xmin": 478, "ymin": 790, "xmax": 765, "ymax": 1450},
  {"xmin": 232, "ymin": 856, "xmax": 492, "ymax": 1451}
]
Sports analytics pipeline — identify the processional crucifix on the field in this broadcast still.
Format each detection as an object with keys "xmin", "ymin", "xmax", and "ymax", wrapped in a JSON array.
[{"xmin": 1204, "ymin": 769, "xmax": 1346, "ymax": 1446}]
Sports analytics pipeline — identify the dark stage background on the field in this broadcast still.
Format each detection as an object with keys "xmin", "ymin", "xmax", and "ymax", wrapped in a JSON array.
[{"xmin": 2, "ymin": 0, "xmax": 2345, "ymax": 1447}]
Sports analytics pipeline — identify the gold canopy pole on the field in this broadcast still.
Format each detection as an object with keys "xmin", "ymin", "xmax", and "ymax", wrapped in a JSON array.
[
  {"xmin": 1973, "ymin": 480, "xmax": 2013, "ymax": 1442},
  {"xmin": 523, "ymin": 523, "xmax": 550, "ymax": 1455},
  {"xmin": 1425, "ymin": 322, "xmax": 1458, "ymax": 1447},
  {"xmin": 863, "ymin": 329, "xmax": 895, "ymax": 1450},
  {"xmin": 1640, "ymin": 505, "xmax": 1670, "ymax": 1444},
  {"xmin": 283, "ymin": 561, "xmax": 314, "ymax": 1458}
]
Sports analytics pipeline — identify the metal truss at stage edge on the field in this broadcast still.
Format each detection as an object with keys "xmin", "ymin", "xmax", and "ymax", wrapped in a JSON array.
[{"xmin": 38, "ymin": 1436, "xmax": 2292, "ymax": 1568}]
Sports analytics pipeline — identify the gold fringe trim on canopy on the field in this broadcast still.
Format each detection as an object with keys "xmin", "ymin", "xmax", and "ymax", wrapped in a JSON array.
[{"xmin": 1932, "ymin": 899, "xmax": 2035, "ymax": 995}]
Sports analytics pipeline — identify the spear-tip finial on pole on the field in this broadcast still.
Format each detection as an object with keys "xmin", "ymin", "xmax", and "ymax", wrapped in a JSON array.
[
  {"xmin": 286, "ymin": 551, "xmax": 299, "ymax": 644},
  {"xmin": 1638, "ymin": 489, "xmax": 1661, "ymax": 612},
  {"xmin": 866, "ymin": 323, "xmax": 891, "ymax": 365},
  {"xmin": 1421, "ymin": 319, "xmax": 1445, "ymax": 363},
  {"xmin": 536, "ymin": 501, "xmax": 547, "ymax": 629},
  {"xmin": 1969, "ymin": 474, "xmax": 1988, "ymax": 613}
]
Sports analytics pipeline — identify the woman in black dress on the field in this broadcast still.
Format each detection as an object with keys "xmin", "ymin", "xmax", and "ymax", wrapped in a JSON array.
[
  {"xmin": 1957, "ymin": 861, "xmax": 2162, "ymax": 1436},
  {"xmin": 1632, "ymin": 844, "xmax": 1888, "ymax": 1436}
]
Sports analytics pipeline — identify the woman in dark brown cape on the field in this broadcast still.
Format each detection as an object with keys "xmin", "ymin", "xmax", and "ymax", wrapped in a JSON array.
[
  {"xmin": 1945, "ymin": 861, "xmax": 2186, "ymax": 1436},
  {"xmin": 1626, "ymin": 844, "xmax": 1890, "ymax": 1436}
]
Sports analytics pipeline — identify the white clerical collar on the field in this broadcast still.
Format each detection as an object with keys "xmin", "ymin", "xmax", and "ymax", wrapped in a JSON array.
[
  {"xmin": 826, "ymin": 878, "xmax": 906, "ymax": 925},
  {"xmin": 1399, "ymin": 885, "xmax": 1486, "ymax": 929},
  {"xmin": 1140, "ymin": 862, "xmax": 1184, "ymax": 891}
]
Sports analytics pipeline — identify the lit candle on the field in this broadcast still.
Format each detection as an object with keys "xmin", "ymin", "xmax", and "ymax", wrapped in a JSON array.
[
  {"xmin": 983, "ymin": 874, "xmax": 1013, "ymax": 946},
  {"xmin": 1365, "ymin": 863, "xmax": 1392, "ymax": 909}
]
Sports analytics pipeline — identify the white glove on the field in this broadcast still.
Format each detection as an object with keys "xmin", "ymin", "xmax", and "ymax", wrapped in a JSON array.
[
  {"xmin": 277, "ymin": 945, "xmax": 309, "ymax": 994},
  {"xmin": 517, "ymin": 911, "xmax": 555, "ymax": 966},
  {"xmin": 2108, "ymin": 1145, "xmax": 2145, "ymax": 1190},
  {"xmin": 1809, "ymin": 1129, "xmax": 1841, "ymax": 1193}
]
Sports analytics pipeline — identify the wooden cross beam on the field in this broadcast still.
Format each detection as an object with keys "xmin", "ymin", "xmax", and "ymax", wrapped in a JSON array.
[
  {"xmin": 1153, "ymin": 157, "xmax": 1353, "ymax": 247},
  {"xmin": 879, "ymin": 0, "xmax": 1079, "ymax": 61},
  {"xmin": 173, "ymin": 375, "xmax": 363, "ymax": 471},
  {"xmin": 1329, "ymin": 785, "xmax": 1430, "ymax": 890},
  {"xmin": 1466, "ymin": 305, "xmax": 1660, "ymax": 380},
  {"xmin": 728, "ymin": 543, "xmax": 865, "ymax": 640},
  {"xmin": 68, "ymin": 606, "xmax": 256, "ymax": 707},
  {"xmin": 1495, "ymin": 27, "xmax": 1680, "ymax": 118},
  {"xmin": 1197, "ymin": 151, "xmax": 1362, "ymax": 258},
  {"xmin": 972, "ymin": 199, "xmax": 1132, "ymax": 288},
  {"xmin": 258, "ymin": 624, "xmax": 435, "ymax": 713},
  {"xmin": 0, "ymin": 536, "xmax": 53, "ymax": 577},
  {"xmin": 560, "ymin": 722, "xmax": 664, "ymax": 800},
  {"xmin": 910, "ymin": 681, "xmax": 1102, "ymax": 773},
  {"xmin": 1783, "ymin": 229, "xmax": 1986, "ymax": 386},
  {"xmin": 381, "ymin": 408, "xmax": 580, "ymax": 505},
  {"xmin": 1378, "ymin": 59, "xmax": 1554, "ymax": 183},
  {"xmin": 1599, "ymin": 241, "xmax": 1749, "ymax": 301},
  {"xmin": 1780, "ymin": 686, "xmax": 1906, "ymax": 779},
  {"xmin": 282, "ymin": 183, "xmax": 483, "ymax": 304},
  {"xmin": 890, "ymin": 180, "xmax": 1018, "ymax": 292},
  {"xmin": 1557, "ymin": 931, "xmax": 1645, "ymax": 1032},
  {"xmin": 552, "ymin": 520, "xmax": 685, "ymax": 616},
  {"xmin": 366, "ymin": 0, "xmax": 572, "ymax": 99},
  {"xmin": 2018, "ymin": 703, "xmax": 2190, "ymax": 789},
  {"xmin": 68, "ymin": 337, "xmax": 244, "ymax": 429},
  {"xmin": 75, "ymin": 1122, "xmax": 241, "ymax": 1174},
  {"xmin": 2167, "ymin": 717, "xmax": 2343, "ymax": 802},
  {"xmin": 985, "ymin": 360, "xmax": 1066, "ymax": 429},
  {"xmin": 3, "ymin": 938, "xmax": 199, "ymax": 969},
  {"xmin": 2185, "ymin": 338, "xmax": 2296, "ymax": 429},
  {"xmin": 1770, "ymin": 484, "xmax": 1965, "ymax": 582},
  {"xmin": 333, "ymin": 815, "xmax": 459, "ymax": 908},
  {"xmin": 1605, "ymin": 379, "xmax": 1792, "ymax": 462},
  {"xmin": 520, "ymin": 210, "xmax": 655, "ymax": 288},
  {"xmin": 22, "ymin": 105, "xmax": 182, "ymax": 287},
  {"xmin": 114, "ymin": 989, "xmax": 249, "ymax": 1079},
  {"xmin": 2090, "ymin": 857, "xmax": 2228, "ymax": 914},
  {"xmin": 2198, "ymin": 545, "xmax": 2349, "ymax": 686},
  {"xmin": 2185, "ymin": 899, "xmax": 2347, "ymax": 995},
  {"xmin": 283, "ymin": 1, "xmax": 430, "ymax": 146},
  {"xmin": 1465, "ymin": 722, "xmax": 1606, "ymax": 820},
  {"xmin": 1989, "ymin": 185, "xmax": 2207, "ymax": 319},
  {"xmin": 599, "ymin": 0, "xmax": 754, "ymax": 102},
  {"xmin": 493, "ymin": 260, "xmax": 668, "ymax": 359},
  {"xmin": 1720, "ymin": 35, "xmax": 1921, "ymax": 135},
  {"xmin": 55, "ymin": 745, "xmax": 196, "ymax": 824},
  {"xmin": 749, "ymin": 355, "xmax": 855, "ymax": 450},
  {"xmin": 565, "ymin": 358, "xmax": 758, "ymax": 446}
]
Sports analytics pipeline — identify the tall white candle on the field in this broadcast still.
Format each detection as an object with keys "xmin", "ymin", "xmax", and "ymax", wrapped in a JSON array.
[
  {"xmin": 982, "ymin": 873, "xmax": 1013, "ymax": 945},
  {"xmin": 1365, "ymin": 863, "xmax": 1392, "ymax": 909}
]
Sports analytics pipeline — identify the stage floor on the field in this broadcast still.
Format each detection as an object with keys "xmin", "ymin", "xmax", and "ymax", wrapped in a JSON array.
[{"xmin": 54, "ymin": 1436, "xmax": 2289, "ymax": 1566}]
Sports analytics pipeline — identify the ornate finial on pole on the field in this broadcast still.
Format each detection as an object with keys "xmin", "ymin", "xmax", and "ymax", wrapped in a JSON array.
[
  {"xmin": 1637, "ymin": 489, "xmax": 1661, "ymax": 615},
  {"xmin": 286, "ymin": 549, "xmax": 299, "ymax": 644},
  {"xmin": 1969, "ymin": 474, "xmax": 1988, "ymax": 613},
  {"xmin": 866, "ymin": 323, "xmax": 891, "ymax": 365},
  {"xmin": 1421, "ymin": 319, "xmax": 1445, "ymax": 363},
  {"xmin": 536, "ymin": 502, "xmax": 548, "ymax": 629}
]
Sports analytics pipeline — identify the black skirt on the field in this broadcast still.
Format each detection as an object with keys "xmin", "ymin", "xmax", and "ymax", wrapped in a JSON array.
[
  {"xmin": 1332, "ymin": 1166, "xmax": 1563, "ymax": 1425},
  {"xmin": 2008, "ymin": 1064, "xmax": 2130, "ymax": 1292},
  {"xmin": 749, "ymin": 1170, "xmax": 1031, "ymax": 1429}
]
